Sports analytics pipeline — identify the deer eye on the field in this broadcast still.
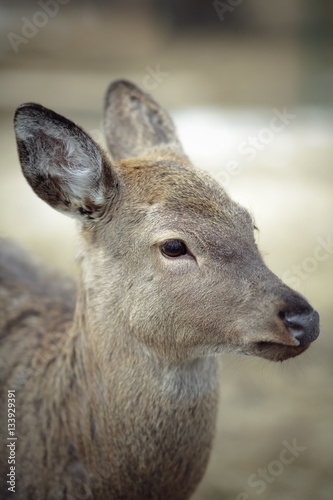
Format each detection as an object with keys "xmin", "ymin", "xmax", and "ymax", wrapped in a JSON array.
[{"xmin": 160, "ymin": 240, "xmax": 187, "ymax": 258}]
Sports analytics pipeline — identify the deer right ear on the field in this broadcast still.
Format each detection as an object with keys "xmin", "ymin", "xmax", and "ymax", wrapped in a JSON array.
[
  {"xmin": 14, "ymin": 103, "xmax": 115, "ymax": 221},
  {"xmin": 103, "ymin": 79, "xmax": 184, "ymax": 161}
]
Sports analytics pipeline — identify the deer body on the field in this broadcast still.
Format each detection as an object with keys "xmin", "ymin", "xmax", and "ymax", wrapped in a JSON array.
[
  {"xmin": 1, "ymin": 216, "xmax": 218, "ymax": 500},
  {"xmin": 0, "ymin": 81, "xmax": 319, "ymax": 499}
]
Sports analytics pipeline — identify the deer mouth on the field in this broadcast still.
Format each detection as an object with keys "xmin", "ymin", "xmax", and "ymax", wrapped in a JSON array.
[{"xmin": 251, "ymin": 341, "xmax": 310, "ymax": 362}]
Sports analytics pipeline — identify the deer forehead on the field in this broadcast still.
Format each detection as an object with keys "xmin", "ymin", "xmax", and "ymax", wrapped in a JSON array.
[{"xmin": 116, "ymin": 155, "xmax": 250, "ymax": 227}]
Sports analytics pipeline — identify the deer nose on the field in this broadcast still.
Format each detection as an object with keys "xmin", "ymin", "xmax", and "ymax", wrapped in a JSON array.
[{"xmin": 279, "ymin": 309, "xmax": 320, "ymax": 346}]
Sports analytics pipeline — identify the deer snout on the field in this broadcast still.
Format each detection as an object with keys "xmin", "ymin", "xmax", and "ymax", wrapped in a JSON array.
[
  {"xmin": 279, "ymin": 308, "xmax": 320, "ymax": 346},
  {"xmin": 250, "ymin": 297, "xmax": 320, "ymax": 362}
]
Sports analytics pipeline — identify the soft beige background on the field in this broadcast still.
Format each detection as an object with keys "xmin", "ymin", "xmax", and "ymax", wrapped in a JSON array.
[{"xmin": 1, "ymin": 2, "xmax": 332, "ymax": 499}]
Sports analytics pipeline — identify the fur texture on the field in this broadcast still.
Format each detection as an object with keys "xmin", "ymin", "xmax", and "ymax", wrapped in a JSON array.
[{"xmin": 0, "ymin": 80, "xmax": 319, "ymax": 499}]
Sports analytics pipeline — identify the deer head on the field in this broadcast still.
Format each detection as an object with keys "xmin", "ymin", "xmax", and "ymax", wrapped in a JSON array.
[{"xmin": 14, "ymin": 80, "xmax": 320, "ymax": 365}]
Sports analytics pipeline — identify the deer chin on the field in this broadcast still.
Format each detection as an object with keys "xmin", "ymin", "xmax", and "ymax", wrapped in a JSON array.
[{"xmin": 249, "ymin": 341, "xmax": 310, "ymax": 362}]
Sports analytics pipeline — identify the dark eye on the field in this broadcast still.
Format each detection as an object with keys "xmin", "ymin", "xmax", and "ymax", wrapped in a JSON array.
[{"xmin": 160, "ymin": 240, "xmax": 187, "ymax": 258}]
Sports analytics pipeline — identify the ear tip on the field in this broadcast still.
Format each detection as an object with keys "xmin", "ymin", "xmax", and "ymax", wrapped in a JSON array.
[
  {"xmin": 106, "ymin": 79, "xmax": 138, "ymax": 92},
  {"xmin": 15, "ymin": 102, "xmax": 45, "ymax": 113},
  {"xmin": 14, "ymin": 103, "xmax": 46, "ymax": 126},
  {"xmin": 105, "ymin": 79, "xmax": 142, "ymax": 104},
  {"xmin": 13, "ymin": 104, "xmax": 81, "ymax": 142}
]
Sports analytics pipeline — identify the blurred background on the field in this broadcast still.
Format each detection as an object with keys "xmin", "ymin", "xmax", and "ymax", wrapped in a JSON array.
[{"xmin": 1, "ymin": 1, "xmax": 332, "ymax": 499}]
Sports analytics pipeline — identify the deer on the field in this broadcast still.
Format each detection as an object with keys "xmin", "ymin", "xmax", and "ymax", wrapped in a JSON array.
[{"xmin": 0, "ymin": 80, "xmax": 319, "ymax": 500}]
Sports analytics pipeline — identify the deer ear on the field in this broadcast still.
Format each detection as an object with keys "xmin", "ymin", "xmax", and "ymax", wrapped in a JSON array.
[
  {"xmin": 103, "ymin": 79, "xmax": 183, "ymax": 161},
  {"xmin": 14, "ymin": 103, "xmax": 115, "ymax": 221}
]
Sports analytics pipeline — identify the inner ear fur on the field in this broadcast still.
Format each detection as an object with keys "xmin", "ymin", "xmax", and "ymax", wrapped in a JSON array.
[{"xmin": 14, "ymin": 103, "xmax": 116, "ymax": 221}]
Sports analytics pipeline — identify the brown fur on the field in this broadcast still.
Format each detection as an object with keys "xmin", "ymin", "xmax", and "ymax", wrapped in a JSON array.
[{"xmin": 0, "ymin": 80, "xmax": 319, "ymax": 499}]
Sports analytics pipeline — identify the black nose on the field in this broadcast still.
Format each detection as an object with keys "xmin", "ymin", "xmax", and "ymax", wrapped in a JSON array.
[{"xmin": 279, "ymin": 309, "xmax": 320, "ymax": 346}]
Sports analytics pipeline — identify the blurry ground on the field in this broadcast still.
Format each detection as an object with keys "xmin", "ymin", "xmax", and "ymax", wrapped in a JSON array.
[{"xmin": 0, "ymin": 4, "xmax": 333, "ymax": 500}]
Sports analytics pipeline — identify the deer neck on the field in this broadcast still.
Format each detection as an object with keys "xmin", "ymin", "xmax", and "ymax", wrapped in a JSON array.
[{"xmin": 44, "ymin": 278, "xmax": 219, "ymax": 497}]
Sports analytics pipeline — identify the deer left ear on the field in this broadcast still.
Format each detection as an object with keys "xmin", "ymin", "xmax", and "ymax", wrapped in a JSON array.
[{"xmin": 14, "ymin": 103, "xmax": 115, "ymax": 221}]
